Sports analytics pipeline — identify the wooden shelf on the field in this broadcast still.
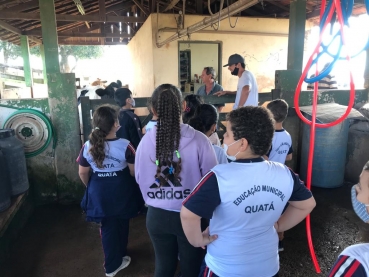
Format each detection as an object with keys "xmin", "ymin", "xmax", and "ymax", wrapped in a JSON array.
[{"xmin": 0, "ymin": 193, "xmax": 27, "ymax": 237}]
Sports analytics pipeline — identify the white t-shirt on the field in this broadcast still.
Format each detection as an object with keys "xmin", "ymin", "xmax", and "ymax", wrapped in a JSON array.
[
  {"xmin": 233, "ymin": 70, "xmax": 258, "ymax": 110},
  {"xmin": 267, "ymin": 129, "xmax": 293, "ymax": 164},
  {"xmin": 183, "ymin": 159, "xmax": 312, "ymax": 277}
]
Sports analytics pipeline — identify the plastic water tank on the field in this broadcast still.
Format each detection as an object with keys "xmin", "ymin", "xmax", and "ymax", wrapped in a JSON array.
[
  {"xmin": 0, "ymin": 129, "xmax": 29, "ymax": 196},
  {"xmin": 0, "ymin": 149, "xmax": 11, "ymax": 212},
  {"xmin": 299, "ymin": 103, "xmax": 363, "ymax": 188}
]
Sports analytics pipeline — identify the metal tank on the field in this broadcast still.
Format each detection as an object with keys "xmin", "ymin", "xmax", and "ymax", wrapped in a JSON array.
[
  {"xmin": 0, "ymin": 149, "xmax": 11, "ymax": 212},
  {"xmin": 0, "ymin": 129, "xmax": 29, "ymax": 196}
]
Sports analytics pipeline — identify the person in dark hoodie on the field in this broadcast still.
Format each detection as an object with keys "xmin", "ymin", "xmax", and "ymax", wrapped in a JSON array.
[
  {"xmin": 114, "ymin": 88, "xmax": 143, "ymax": 149},
  {"xmin": 114, "ymin": 88, "xmax": 146, "ymax": 216}
]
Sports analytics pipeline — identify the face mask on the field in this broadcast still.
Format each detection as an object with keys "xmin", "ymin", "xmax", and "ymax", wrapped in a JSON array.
[
  {"xmin": 231, "ymin": 67, "xmax": 239, "ymax": 76},
  {"xmin": 351, "ymin": 185, "xmax": 369, "ymax": 223},
  {"xmin": 130, "ymin": 98, "xmax": 136, "ymax": 107},
  {"xmin": 223, "ymin": 139, "xmax": 240, "ymax": 161}
]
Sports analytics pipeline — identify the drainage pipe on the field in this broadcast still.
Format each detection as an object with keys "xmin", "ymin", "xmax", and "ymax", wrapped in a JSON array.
[
  {"xmin": 158, "ymin": 27, "xmax": 289, "ymax": 37},
  {"xmin": 156, "ymin": 0, "xmax": 259, "ymax": 48}
]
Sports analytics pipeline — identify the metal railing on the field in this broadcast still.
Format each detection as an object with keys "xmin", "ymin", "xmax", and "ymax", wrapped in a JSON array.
[{"xmin": 80, "ymin": 92, "xmax": 273, "ymax": 142}]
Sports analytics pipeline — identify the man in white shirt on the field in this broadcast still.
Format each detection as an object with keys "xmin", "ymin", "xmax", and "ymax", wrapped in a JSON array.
[{"xmin": 214, "ymin": 54, "xmax": 258, "ymax": 109}]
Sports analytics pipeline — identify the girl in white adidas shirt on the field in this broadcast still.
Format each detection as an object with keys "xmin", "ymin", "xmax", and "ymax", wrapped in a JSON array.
[{"xmin": 180, "ymin": 106, "xmax": 316, "ymax": 277}]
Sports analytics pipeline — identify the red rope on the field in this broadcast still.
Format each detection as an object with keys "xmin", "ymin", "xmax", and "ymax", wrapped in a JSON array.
[{"xmin": 293, "ymin": 0, "xmax": 356, "ymax": 273}]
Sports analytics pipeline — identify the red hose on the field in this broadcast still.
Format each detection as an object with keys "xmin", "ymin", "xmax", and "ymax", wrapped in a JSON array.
[{"xmin": 293, "ymin": 0, "xmax": 356, "ymax": 273}]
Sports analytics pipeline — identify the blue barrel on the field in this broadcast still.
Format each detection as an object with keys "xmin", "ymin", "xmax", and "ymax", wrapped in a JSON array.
[
  {"xmin": 0, "ymin": 129, "xmax": 29, "ymax": 196},
  {"xmin": 300, "ymin": 116, "xmax": 349, "ymax": 188},
  {"xmin": 0, "ymin": 149, "xmax": 11, "ymax": 212}
]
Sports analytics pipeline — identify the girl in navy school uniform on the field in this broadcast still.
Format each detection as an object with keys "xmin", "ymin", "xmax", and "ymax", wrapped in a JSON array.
[{"xmin": 77, "ymin": 105, "xmax": 139, "ymax": 277}]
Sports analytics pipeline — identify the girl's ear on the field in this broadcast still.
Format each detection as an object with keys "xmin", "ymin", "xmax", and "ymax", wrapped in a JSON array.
[
  {"xmin": 151, "ymin": 108, "xmax": 158, "ymax": 117},
  {"xmin": 182, "ymin": 101, "xmax": 187, "ymax": 112},
  {"xmin": 211, "ymin": 123, "xmax": 217, "ymax": 133}
]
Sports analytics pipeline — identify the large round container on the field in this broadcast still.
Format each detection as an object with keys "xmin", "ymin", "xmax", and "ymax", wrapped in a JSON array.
[
  {"xmin": 0, "ymin": 149, "xmax": 11, "ymax": 212},
  {"xmin": 0, "ymin": 129, "xmax": 29, "ymax": 196},
  {"xmin": 345, "ymin": 121, "xmax": 369, "ymax": 183},
  {"xmin": 300, "ymin": 119, "xmax": 349, "ymax": 188}
]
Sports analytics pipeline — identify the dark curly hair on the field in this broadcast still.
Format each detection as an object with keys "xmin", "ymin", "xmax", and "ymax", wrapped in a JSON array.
[
  {"xmin": 183, "ymin": 94, "xmax": 204, "ymax": 123},
  {"xmin": 89, "ymin": 105, "xmax": 118, "ymax": 169},
  {"xmin": 267, "ymin": 99, "xmax": 289, "ymax": 123},
  {"xmin": 114, "ymin": 88, "xmax": 132, "ymax": 107},
  {"xmin": 227, "ymin": 106, "xmax": 274, "ymax": 156},
  {"xmin": 188, "ymin": 104, "xmax": 218, "ymax": 134},
  {"xmin": 151, "ymin": 84, "xmax": 182, "ymax": 184}
]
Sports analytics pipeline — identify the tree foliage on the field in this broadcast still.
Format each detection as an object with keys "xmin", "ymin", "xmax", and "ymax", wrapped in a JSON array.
[
  {"xmin": 59, "ymin": 45, "xmax": 103, "ymax": 73},
  {"xmin": 0, "ymin": 40, "xmax": 103, "ymax": 73}
]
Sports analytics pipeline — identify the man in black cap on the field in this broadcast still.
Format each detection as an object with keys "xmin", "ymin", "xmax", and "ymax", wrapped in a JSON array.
[{"xmin": 214, "ymin": 54, "xmax": 258, "ymax": 110}]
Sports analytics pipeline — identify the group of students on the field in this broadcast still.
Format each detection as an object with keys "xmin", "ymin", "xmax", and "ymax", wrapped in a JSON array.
[{"xmin": 76, "ymin": 82, "xmax": 369, "ymax": 277}]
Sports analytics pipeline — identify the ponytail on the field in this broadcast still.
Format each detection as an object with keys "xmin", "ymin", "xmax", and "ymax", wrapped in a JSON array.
[{"xmin": 88, "ymin": 105, "xmax": 118, "ymax": 169}]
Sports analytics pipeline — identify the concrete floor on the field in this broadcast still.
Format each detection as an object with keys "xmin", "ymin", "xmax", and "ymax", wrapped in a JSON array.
[{"xmin": 2, "ymin": 182, "xmax": 369, "ymax": 277}]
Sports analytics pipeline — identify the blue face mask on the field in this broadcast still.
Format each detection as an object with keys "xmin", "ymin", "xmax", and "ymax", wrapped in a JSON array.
[
  {"xmin": 223, "ymin": 139, "xmax": 240, "ymax": 161},
  {"xmin": 351, "ymin": 185, "xmax": 369, "ymax": 223}
]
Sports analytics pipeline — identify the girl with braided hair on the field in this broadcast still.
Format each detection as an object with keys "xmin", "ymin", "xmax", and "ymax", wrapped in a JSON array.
[
  {"xmin": 77, "ymin": 105, "xmax": 140, "ymax": 277},
  {"xmin": 135, "ymin": 84, "xmax": 218, "ymax": 277}
]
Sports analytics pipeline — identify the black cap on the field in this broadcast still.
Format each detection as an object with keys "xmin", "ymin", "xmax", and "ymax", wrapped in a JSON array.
[{"xmin": 223, "ymin": 54, "xmax": 245, "ymax": 67}]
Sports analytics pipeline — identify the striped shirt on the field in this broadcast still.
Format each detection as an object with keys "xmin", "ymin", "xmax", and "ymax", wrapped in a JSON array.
[{"xmin": 329, "ymin": 244, "xmax": 369, "ymax": 277}]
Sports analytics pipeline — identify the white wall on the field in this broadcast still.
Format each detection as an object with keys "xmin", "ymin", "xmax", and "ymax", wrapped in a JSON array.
[
  {"xmin": 127, "ymin": 17, "xmax": 155, "ymax": 97},
  {"xmin": 151, "ymin": 14, "xmax": 293, "ymax": 93},
  {"xmin": 127, "ymin": 13, "xmax": 314, "ymax": 96},
  {"xmin": 179, "ymin": 43, "xmax": 219, "ymax": 81}
]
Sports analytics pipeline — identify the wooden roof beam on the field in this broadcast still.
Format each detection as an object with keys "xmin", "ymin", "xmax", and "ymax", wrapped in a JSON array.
[
  {"xmin": 132, "ymin": 0, "xmax": 150, "ymax": 16},
  {"xmin": 0, "ymin": 0, "xmax": 39, "ymax": 12},
  {"xmin": 1, "ymin": 2, "xmax": 134, "ymax": 38},
  {"xmin": 0, "ymin": 20, "xmax": 42, "ymax": 44},
  {"xmin": 264, "ymin": 0, "xmax": 289, "ymax": 11},
  {"xmin": 0, "ymin": 12, "xmax": 146, "ymax": 23},
  {"xmin": 162, "ymin": 0, "xmax": 180, "ymax": 12},
  {"xmin": 25, "ymin": 30, "xmax": 132, "ymax": 38}
]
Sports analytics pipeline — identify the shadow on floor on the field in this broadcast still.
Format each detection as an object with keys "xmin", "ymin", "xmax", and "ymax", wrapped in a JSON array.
[{"xmin": 2, "ymin": 182, "xmax": 369, "ymax": 277}]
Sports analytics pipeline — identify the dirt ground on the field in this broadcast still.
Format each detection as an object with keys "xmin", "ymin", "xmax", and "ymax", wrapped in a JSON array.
[{"xmin": 2, "ymin": 182, "xmax": 369, "ymax": 277}]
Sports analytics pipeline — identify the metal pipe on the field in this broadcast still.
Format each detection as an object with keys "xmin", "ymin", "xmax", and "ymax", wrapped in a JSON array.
[
  {"xmin": 156, "ymin": 0, "xmax": 259, "ymax": 48},
  {"xmin": 158, "ymin": 27, "xmax": 288, "ymax": 37},
  {"xmin": 182, "ymin": 0, "xmax": 186, "ymax": 29}
]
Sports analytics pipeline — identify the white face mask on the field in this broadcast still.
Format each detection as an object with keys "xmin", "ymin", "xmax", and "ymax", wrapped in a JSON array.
[
  {"xmin": 351, "ymin": 185, "xmax": 369, "ymax": 223},
  {"xmin": 130, "ymin": 98, "xmax": 136, "ymax": 107},
  {"xmin": 223, "ymin": 139, "xmax": 240, "ymax": 161}
]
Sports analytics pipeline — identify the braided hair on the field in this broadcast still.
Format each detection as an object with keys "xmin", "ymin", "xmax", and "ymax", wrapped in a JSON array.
[
  {"xmin": 88, "ymin": 105, "xmax": 118, "ymax": 169},
  {"xmin": 151, "ymin": 84, "xmax": 182, "ymax": 184}
]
